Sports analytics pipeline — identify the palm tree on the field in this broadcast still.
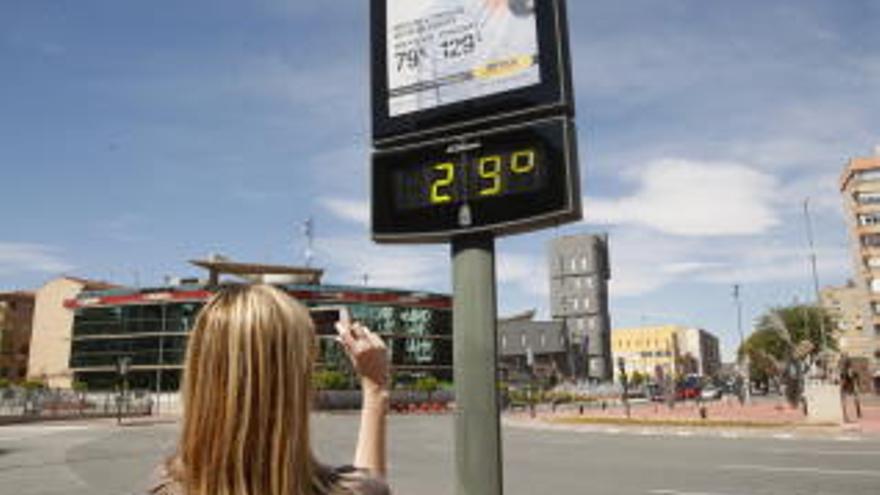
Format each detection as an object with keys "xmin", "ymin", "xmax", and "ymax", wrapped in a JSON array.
[{"xmin": 740, "ymin": 305, "xmax": 835, "ymax": 407}]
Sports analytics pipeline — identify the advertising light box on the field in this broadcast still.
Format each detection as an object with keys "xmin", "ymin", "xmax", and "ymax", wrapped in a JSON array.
[{"xmin": 371, "ymin": 0, "xmax": 573, "ymax": 146}]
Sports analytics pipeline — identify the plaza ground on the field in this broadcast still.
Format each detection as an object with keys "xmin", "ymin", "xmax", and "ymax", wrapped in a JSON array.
[{"xmin": 1, "ymin": 413, "xmax": 879, "ymax": 495}]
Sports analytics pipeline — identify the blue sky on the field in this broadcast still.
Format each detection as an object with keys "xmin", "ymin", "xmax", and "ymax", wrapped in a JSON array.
[{"xmin": 2, "ymin": 1, "xmax": 878, "ymax": 360}]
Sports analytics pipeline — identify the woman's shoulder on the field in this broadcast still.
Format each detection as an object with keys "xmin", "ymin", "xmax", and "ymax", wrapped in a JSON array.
[
  {"xmin": 322, "ymin": 465, "xmax": 391, "ymax": 495},
  {"xmin": 146, "ymin": 460, "xmax": 184, "ymax": 495}
]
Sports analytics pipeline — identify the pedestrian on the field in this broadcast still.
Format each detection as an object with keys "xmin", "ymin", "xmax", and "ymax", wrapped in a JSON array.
[
  {"xmin": 149, "ymin": 284, "xmax": 390, "ymax": 495},
  {"xmin": 840, "ymin": 357, "xmax": 862, "ymax": 422}
]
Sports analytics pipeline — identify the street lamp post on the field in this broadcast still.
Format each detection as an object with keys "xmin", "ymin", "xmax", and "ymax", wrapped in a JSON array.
[
  {"xmin": 155, "ymin": 306, "xmax": 165, "ymax": 416},
  {"xmin": 803, "ymin": 198, "xmax": 829, "ymax": 377},
  {"xmin": 618, "ymin": 357, "xmax": 630, "ymax": 418},
  {"xmin": 733, "ymin": 284, "xmax": 750, "ymax": 405},
  {"xmin": 116, "ymin": 356, "xmax": 131, "ymax": 425}
]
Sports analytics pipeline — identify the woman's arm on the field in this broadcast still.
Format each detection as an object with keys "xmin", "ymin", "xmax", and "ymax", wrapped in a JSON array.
[
  {"xmin": 336, "ymin": 322, "xmax": 389, "ymax": 479},
  {"xmin": 354, "ymin": 377, "xmax": 388, "ymax": 478}
]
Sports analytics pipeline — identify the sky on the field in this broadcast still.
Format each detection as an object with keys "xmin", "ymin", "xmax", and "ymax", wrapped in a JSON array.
[{"xmin": 2, "ymin": 0, "xmax": 879, "ymax": 360}]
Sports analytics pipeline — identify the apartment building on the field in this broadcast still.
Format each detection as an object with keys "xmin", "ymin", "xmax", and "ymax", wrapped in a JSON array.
[
  {"xmin": 820, "ymin": 281, "xmax": 875, "ymax": 391},
  {"xmin": 0, "ymin": 291, "xmax": 35, "ymax": 381},
  {"xmin": 839, "ymin": 148, "xmax": 880, "ymax": 392},
  {"xmin": 611, "ymin": 325, "xmax": 721, "ymax": 382}
]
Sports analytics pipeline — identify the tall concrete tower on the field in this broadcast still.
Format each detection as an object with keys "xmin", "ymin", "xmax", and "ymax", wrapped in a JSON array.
[{"xmin": 548, "ymin": 234, "xmax": 612, "ymax": 381}]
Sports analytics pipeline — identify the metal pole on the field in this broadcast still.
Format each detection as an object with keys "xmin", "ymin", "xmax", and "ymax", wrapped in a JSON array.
[
  {"xmin": 452, "ymin": 234, "xmax": 502, "ymax": 495},
  {"xmin": 156, "ymin": 318, "xmax": 164, "ymax": 416},
  {"xmin": 803, "ymin": 198, "xmax": 828, "ymax": 351},
  {"xmin": 734, "ymin": 284, "xmax": 750, "ymax": 404}
]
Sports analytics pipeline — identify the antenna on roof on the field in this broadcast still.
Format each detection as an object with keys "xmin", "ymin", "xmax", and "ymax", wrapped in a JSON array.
[{"xmin": 302, "ymin": 217, "xmax": 314, "ymax": 267}]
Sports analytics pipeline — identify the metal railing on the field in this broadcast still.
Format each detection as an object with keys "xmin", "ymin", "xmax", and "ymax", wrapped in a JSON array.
[{"xmin": 0, "ymin": 387, "xmax": 153, "ymax": 422}]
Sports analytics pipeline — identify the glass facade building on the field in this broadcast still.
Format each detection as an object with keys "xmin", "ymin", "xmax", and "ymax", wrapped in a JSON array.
[{"xmin": 67, "ymin": 284, "xmax": 451, "ymax": 391}]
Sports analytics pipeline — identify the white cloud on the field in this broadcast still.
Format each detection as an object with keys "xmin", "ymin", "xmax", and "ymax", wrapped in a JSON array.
[
  {"xmin": 314, "ymin": 236, "xmax": 446, "ymax": 290},
  {"xmin": 0, "ymin": 242, "xmax": 73, "ymax": 275},
  {"xmin": 602, "ymin": 228, "xmax": 851, "ymax": 299},
  {"xmin": 497, "ymin": 252, "xmax": 549, "ymax": 298},
  {"xmin": 585, "ymin": 159, "xmax": 779, "ymax": 236},
  {"xmin": 320, "ymin": 197, "xmax": 369, "ymax": 226}
]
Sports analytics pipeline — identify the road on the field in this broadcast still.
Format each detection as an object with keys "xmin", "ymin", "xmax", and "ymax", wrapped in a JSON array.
[{"xmin": 0, "ymin": 415, "xmax": 878, "ymax": 494}]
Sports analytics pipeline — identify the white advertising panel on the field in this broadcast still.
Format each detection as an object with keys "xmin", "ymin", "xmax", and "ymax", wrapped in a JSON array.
[{"xmin": 387, "ymin": 0, "xmax": 540, "ymax": 117}]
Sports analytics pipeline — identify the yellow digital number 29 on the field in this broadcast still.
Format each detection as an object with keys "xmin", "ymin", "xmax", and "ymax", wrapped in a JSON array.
[
  {"xmin": 478, "ymin": 156, "xmax": 502, "ymax": 196},
  {"xmin": 430, "ymin": 162, "xmax": 455, "ymax": 204}
]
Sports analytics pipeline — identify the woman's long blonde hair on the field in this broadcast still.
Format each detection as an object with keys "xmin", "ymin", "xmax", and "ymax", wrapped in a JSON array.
[{"xmin": 171, "ymin": 284, "xmax": 333, "ymax": 495}]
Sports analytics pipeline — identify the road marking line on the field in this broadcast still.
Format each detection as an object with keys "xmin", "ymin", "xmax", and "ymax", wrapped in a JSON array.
[
  {"xmin": 834, "ymin": 436, "xmax": 859, "ymax": 442},
  {"xmin": 766, "ymin": 448, "xmax": 880, "ymax": 456},
  {"xmin": 720, "ymin": 432, "xmax": 738, "ymax": 439},
  {"xmin": 675, "ymin": 430, "xmax": 694, "ymax": 437},
  {"xmin": 605, "ymin": 427, "xmax": 622, "ymax": 434},
  {"xmin": 721, "ymin": 464, "xmax": 880, "ymax": 478},
  {"xmin": 772, "ymin": 433, "xmax": 794, "ymax": 440},
  {"xmin": 649, "ymin": 490, "xmax": 740, "ymax": 495}
]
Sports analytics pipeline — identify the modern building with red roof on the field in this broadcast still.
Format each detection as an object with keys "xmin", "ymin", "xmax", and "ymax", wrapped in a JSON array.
[{"xmin": 51, "ymin": 259, "xmax": 451, "ymax": 391}]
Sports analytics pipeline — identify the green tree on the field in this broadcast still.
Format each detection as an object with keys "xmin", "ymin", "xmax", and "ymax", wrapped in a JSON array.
[{"xmin": 629, "ymin": 371, "xmax": 647, "ymax": 388}]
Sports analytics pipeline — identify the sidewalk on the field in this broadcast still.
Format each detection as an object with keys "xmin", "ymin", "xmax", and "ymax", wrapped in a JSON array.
[{"xmin": 511, "ymin": 397, "xmax": 880, "ymax": 437}]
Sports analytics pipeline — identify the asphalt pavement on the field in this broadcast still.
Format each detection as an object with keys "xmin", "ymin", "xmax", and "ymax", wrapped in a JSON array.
[{"xmin": 0, "ymin": 415, "xmax": 878, "ymax": 495}]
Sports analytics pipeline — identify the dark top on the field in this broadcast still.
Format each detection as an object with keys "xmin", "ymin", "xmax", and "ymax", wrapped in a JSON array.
[{"xmin": 148, "ymin": 463, "xmax": 390, "ymax": 495}]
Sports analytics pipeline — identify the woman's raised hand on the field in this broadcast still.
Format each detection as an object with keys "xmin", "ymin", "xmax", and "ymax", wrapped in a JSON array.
[{"xmin": 335, "ymin": 321, "xmax": 389, "ymax": 390}]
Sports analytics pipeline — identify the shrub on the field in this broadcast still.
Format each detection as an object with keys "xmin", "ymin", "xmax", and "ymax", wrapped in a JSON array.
[
  {"xmin": 0, "ymin": 378, "xmax": 10, "ymax": 389},
  {"xmin": 313, "ymin": 370, "xmax": 349, "ymax": 390},
  {"xmin": 22, "ymin": 379, "xmax": 46, "ymax": 391},
  {"xmin": 413, "ymin": 376, "xmax": 439, "ymax": 394}
]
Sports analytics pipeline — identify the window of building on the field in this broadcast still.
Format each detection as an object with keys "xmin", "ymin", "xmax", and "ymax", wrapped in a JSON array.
[
  {"xmin": 583, "ymin": 298, "xmax": 591, "ymax": 310},
  {"xmin": 577, "ymin": 318, "xmax": 585, "ymax": 330},
  {"xmin": 570, "ymin": 258, "xmax": 578, "ymax": 271},
  {"xmin": 573, "ymin": 298, "xmax": 580, "ymax": 310},
  {"xmin": 868, "ymin": 257, "xmax": 880, "ymax": 268},
  {"xmin": 520, "ymin": 334, "xmax": 527, "ymax": 347},
  {"xmin": 501, "ymin": 335, "xmax": 507, "ymax": 348},
  {"xmin": 863, "ymin": 234, "xmax": 880, "ymax": 248},
  {"xmin": 858, "ymin": 169, "xmax": 880, "ymax": 182},
  {"xmin": 540, "ymin": 333, "xmax": 546, "ymax": 347},
  {"xmin": 588, "ymin": 317, "xmax": 597, "ymax": 331},
  {"xmin": 857, "ymin": 192, "xmax": 880, "ymax": 205},
  {"xmin": 585, "ymin": 277, "xmax": 594, "ymax": 289},
  {"xmin": 871, "ymin": 279, "xmax": 880, "ymax": 293},
  {"xmin": 859, "ymin": 212, "xmax": 880, "ymax": 226}
]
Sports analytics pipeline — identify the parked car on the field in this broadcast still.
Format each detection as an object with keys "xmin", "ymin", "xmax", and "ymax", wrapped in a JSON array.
[
  {"xmin": 676, "ymin": 386, "xmax": 700, "ymax": 400},
  {"xmin": 700, "ymin": 386, "xmax": 722, "ymax": 401}
]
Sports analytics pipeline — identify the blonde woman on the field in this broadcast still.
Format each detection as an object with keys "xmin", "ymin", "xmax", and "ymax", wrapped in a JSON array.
[{"xmin": 150, "ymin": 284, "xmax": 390, "ymax": 495}]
